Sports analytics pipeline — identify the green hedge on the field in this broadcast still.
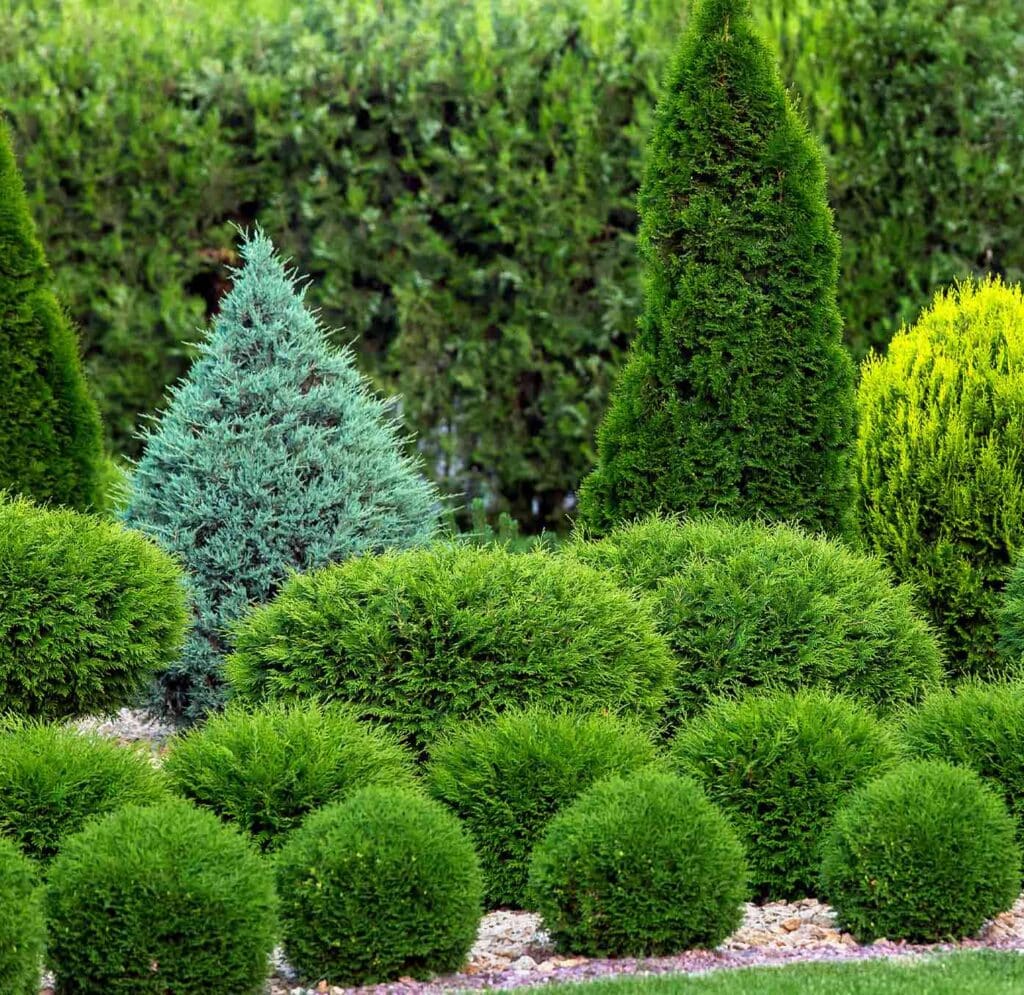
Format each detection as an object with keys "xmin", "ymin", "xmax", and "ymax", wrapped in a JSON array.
[{"xmin": 5, "ymin": 0, "xmax": 1022, "ymax": 530}]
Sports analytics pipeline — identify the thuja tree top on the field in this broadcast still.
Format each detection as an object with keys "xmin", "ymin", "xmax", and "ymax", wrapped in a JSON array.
[
  {"xmin": 125, "ymin": 229, "xmax": 440, "ymax": 722},
  {"xmin": 0, "ymin": 119, "xmax": 102, "ymax": 510},
  {"xmin": 578, "ymin": 0, "xmax": 855, "ymax": 537}
]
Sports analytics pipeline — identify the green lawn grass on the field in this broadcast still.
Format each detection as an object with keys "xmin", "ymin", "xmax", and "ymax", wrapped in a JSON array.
[{"xmin": 550, "ymin": 953, "xmax": 1024, "ymax": 995}]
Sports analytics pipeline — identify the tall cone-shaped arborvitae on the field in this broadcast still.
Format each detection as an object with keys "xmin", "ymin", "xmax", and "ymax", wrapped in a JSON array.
[
  {"xmin": 124, "ymin": 230, "xmax": 440, "ymax": 723},
  {"xmin": 0, "ymin": 119, "xmax": 102, "ymax": 509},
  {"xmin": 578, "ymin": 0, "xmax": 855, "ymax": 537}
]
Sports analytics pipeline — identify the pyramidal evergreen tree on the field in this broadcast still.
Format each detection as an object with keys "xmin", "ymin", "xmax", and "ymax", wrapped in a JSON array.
[
  {"xmin": 577, "ymin": 0, "xmax": 855, "ymax": 537},
  {"xmin": 0, "ymin": 118, "xmax": 102, "ymax": 509},
  {"xmin": 124, "ymin": 229, "xmax": 441, "ymax": 723}
]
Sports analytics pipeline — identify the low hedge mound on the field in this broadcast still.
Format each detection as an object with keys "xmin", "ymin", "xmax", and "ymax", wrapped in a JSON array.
[
  {"xmin": 821, "ymin": 761, "xmax": 1021, "ymax": 942},
  {"xmin": 228, "ymin": 545, "xmax": 674, "ymax": 755},
  {"xmin": 0, "ymin": 836, "xmax": 44, "ymax": 995},
  {"xmin": 527, "ymin": 768, "xmax": 747, "ymax": 956},
  {"xmin": 0, "ymin": 496, "xmax": 188, "ymax": 720},
  {"xmin": 570, "ymin": 515, "xmax": 943, "ymax": 727},
  {"xmin": 164, "ymin": 701, "xmax": 417, "ymax": 851},
  {"xmin": 274, "ymin": 785, "xmax": 483, "ymax": 985},
  {"xmin": 0, "ymin": 721, "xmax": 169, "ymax": 864},
  {"xmin": 426, "ymin": 708, "xmax": 659, "ymax": 907},
  {"xmin": 46, "ymin": 800, "xmax": 278, "ymax": 995},
  {"xmin": 671, "ymin": 689, "xmax": 898, "ymax": 901}
]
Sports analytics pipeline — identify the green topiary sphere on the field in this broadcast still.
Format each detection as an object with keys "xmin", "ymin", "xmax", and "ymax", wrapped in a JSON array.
[
  {"xmin": 0, "ymin": 836, "xmax": 45, "ymax": 994},
  {"xmin": 671, "ymin": 689, "xmax": 897, "ymax": 901},
  {"xmin": 858, "ymin": 277, "xmax": 1024, "ymax": 677},
  {"xmin": 274, "ymin": 785, "xmax": 483, "ymax": 985},
  {"xmin": 897, "ymin": 680, "xmax": 1024, "ymax": 848},
  {"xmin": 46, "ymin": 800, "xmax": 278, "ymax": 995},
  {"xmin": 426, "ymin": 708, "xmax": 659, "ymax": 908},
  {"xmin": 527, "ymin": 768, "xmax": 747, "ymax": 956},
  {"xmin": 569, "ymin": 515, "xmax": 944, "ymax": 728},
  {"xmin": 0, "ymin": 495, "xmax": 188, "ymax": 721},
  {"xmin": 0, "ymin": 721, "xmax": 169, "ymax": 864},
  {"xmin": 164, "ymin": 701, "xmax": 417, "ymax": 851},
  {"xmin": 228, "ymin": 545, "xmax": 674, "ymax": 756},
  {"xmin": 821, "ymin": 761, "xmax": 1021, "ymax": 942}
]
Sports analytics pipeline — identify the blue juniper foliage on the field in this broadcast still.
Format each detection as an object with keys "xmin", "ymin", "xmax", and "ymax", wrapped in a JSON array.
[{"xmin": 124, "ymin": 230, "xmax": 441, "ymax": 723}]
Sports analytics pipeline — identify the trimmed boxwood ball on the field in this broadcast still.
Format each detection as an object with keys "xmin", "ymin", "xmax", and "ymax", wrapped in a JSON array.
[
  {"xmin": 0, "ymin": 720, "xmax": 169, "ymax": 864},
  {"xmin": 164, "ymin": 701, "xmax": 417, "ymax": 851},
  {"xmin": 527, "ymin": 768, "xmax": 747, "ymax": 957},
  {"xmin": 46, "ymin": 799, "xmax": 278, "ymax": 995},
  {"xmin": 671, "ymin": 689, "xmax": 897, "ymax": 901},
  {"xmin": 228, "ymin": 545, "xmax": 674, "ymax": 756},
  {"xmin": 897, "ymin": 680, "xmax": 1024, "ymax": 846},
  {"xmin": 274, "ymin": 785, "xmax": 483, "ymax": 985},
  {"xmin": 0, "ymin": 836, "xmax": 45, "ymax": 995},
  {"xmin": 425, "ymin": 708, "xmax": 659, "ymax": 908},
  {"xmin": 0, "ymin": 495, "xmax": 188, "ymax": 720},
  {"xmin": 821, "ymin": 761, "xmax": 1021, "ymax": 943},
  {"xmin": 569, "ymin": 515, "xmax": 944, "ymax": 728}
]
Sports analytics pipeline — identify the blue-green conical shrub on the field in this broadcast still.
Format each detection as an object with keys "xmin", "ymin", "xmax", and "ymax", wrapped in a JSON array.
[{"xmin": 125, "ymin": 230, "xmax": 440, "ymax": 722}]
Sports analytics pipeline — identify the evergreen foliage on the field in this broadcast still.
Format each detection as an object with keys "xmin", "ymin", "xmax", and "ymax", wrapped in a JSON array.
[
  {"xmin": 425, "ymin": 708, "xmax": 659, "ymax": 908},
  {"xmin": 164, "ymin": 702, "xmax": 417, "ymax": 851},
  {"xmin": 0, "ymin": 837, "xmax": 44, "ymax": 995},
  {"xmin": 0, "ymin": 721, "xmax": 169, "ymax": 865},
  {"xmin": 227, "ymin": 545, "xmax": 674, "ymax": 757},
  {"xmin": 857, "ymin": 278, "xmax": 1024, "ymax": 677},
  {"xmin": 0, "ymin": 118, "xmax": 103, "ymax": 510},
  {"xmin": 821, "ymin": 761, "xmax": 1021, "ymax": 943},
  {"xmin": 577, "ymin": 0, "xmax": 855, "ymax": 536},
  {"xmin": 46, "ymin": 800, "xmax": 278, "ymax": 995},
  {"xmin": 671, "ymin": 690, "xmax": 897, "ymax": 901},
  {"xmin": 569, "ymin": 515, "xmax": 944, "ymax": 727},
  {"xmin": 274, "ymin": 786, "xmax": 483, "ymax": 985},
  {"xmin": 897, "ymin": 681, "xmax": 1024, "ymax": 848},
  {"xmin": 527, "ymin": 768, "xmax": 747, "ymax": 956},
  {"xmin": 0, "ymin": 496, "xmax": 188, "ymax": 721},
  {"xmin": 124, "ymin": 229, "xmax": 440, "ymax": 723}
]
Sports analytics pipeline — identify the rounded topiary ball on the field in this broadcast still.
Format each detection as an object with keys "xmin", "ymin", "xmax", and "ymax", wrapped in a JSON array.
[
  {"xmin": 0, "ymin": 837, "xmax": 45, "ymax": 995},
  {"xmin": 527, "ymin": 768, "xmax": 747, "ymax": 956},
  {"xmin": 821, "ymin": 760, "xmax": 1021, "ymax": 942},
  {"xmin": 671, "ymin": 689, "xmax": 897, "ymax": 901},
  {"xmin": 164, "ymin": 701, "xmax": 416, "ymax": 851},
  {"xmin": 858, "ymin": 277, "xmax": 1024, "ymax": 676},
  {"xmin": 569, "ymin": 514, "xmax": 943, "ymax": 728},
  {"xmin": 898, "ymin": 680, "xmax": 1024, "ymax": 846},
  {"xmin": 0, "ymin": 496, "xmax": 188, "ymax": 720},
  {"xmin": 46, "ymin": 800, "xmax": 278, "ymax": 995},
  {"xmin": 274, "ymin": 785, "xmax": 483, "ymax": 985},
  {"xmin": 228, "ymin": 544, "xmax": 675, "ymax": 756},
  {"xmin": 426, "ymin": 707, "xmax": 659, "ymax": 908},
  {"xmin": 0, "ymin": 721, "xmax": 169, "ymax": 864}
]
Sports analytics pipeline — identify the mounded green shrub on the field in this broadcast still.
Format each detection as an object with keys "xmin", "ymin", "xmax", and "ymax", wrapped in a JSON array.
[
  {"xmin": 0, "ymin": 117, "xmax": 103, "ymax": 511},
  {"xmin": 858, "ymin": 277, "xmax": 1024, "ymax": 677},
  {"xmin": 124, "ymin": 230, "xmax": 439, "ymax": 723},
  {"xmin": 164, "ymin": 701, "xmax": 417, "ymax": 851},
  {"xmin": 0, "ymin": 721, "xmax": 169, "ymax": 864},
  {"xmin": 527, "ymin": 768, "xmax": 747, "ymax": 956},
  {"xmin": 46, "ymin": 800, "xmax": 278, "ymax": 995},
  {"xmin": 0, "ymin": 837, "xmax": 45, "ymax": 995},
  {"xmin": 274, "ymin": 785, "xmax": 482, "ymax": 985},
  {"xmin": 227, "ymin": 545, "xmax": 674, "ymax": 756},
  {"xmin": 897, "ymin": 681, "xmax": 1024, "ymax": 847},
  {"xmin": 578, "ymin": 0, "xmax": 855, "ymax": 537},
  {"xmin": 671, "ymin": 689, "xmax": 897, "ymax": 901},
  {"xmin": 0, "ymin": 495, "xmax": 188, "ymax": 721},
  {"xmin": 569, "ymin": 515, "xmax": 944, "ymax": 727},
  {"xmin": 821, "ymin": 761, "xmax": 1021, "ymax": 942},
  {"xmin": 426, "ymin": 708, "xmax": 659, "ymax": 908}
]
